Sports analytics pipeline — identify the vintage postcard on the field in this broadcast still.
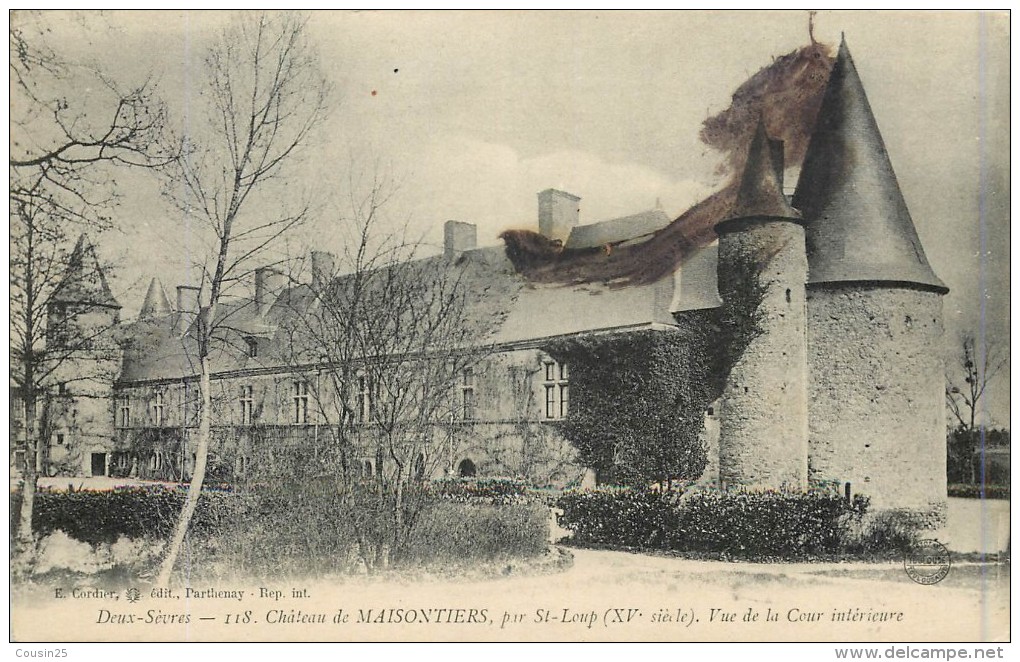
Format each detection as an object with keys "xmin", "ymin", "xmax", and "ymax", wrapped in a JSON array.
[{"xmin": 8, "ymin": 9, "xmax": 1010, "ymax": 651}]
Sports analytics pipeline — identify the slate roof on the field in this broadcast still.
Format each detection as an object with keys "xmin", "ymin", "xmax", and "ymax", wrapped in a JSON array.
[
  {"xmin": 139, "ymin": 278, "xmax": 172, "ymax": 319},
  {"xmin": 117, "ymin": 283, "xmax": 320, "ymax": 384},
  {"xmin": 117, "ymin": 242, "xmax": 722, "ymax": 385},
  {"xmin": 792, "ymin": 38, "xmax": 947, "ymax": 293},
  {"xmin": 565, "ymin": 209, "xmax": 673, "ymax": 250},
  {"xmin": 52, "ymin": 234, "xmax": 120, "ymax": 308},
  {"xmin": 672, "ymin": 244, "xmax": 722, "ymax": 312},
  {"xmin": 722, "ymin": 118, "xmax": 800, "ymax": 223}
]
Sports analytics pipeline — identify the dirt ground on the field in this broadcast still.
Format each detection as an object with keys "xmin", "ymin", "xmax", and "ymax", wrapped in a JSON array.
[
  {"xmin": 10, "ymin": 544, "xmax": 1009, "ymax": 643},
  {"xmin": 11, "ymin": 479, "xmax": 1009, "ymax": 642}
]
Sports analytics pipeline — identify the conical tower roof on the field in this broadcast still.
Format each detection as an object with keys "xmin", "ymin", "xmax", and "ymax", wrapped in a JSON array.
[
  {"xmin": 139, "ymin": 277, "xmax": 172, "ymax": 319},
  {"xmin": 725, "ymin": 117, "xmax": 801, "ymax": 223},
  {"xmin": 792, "ymin": 38, "xmax": 946, "ymax": 293},
  {"xmin": 52, "ymin": 233, "xmax": 120, "ymax": 307}
]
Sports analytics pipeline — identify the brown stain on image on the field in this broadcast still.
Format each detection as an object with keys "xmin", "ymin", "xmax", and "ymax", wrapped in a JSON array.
[{"xmin": 500, "ymin": 41, "xmax": 834, "ymax": 287}]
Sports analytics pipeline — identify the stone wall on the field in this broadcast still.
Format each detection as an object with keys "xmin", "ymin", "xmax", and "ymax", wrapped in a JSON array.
[
  {"xmin": 113, "ymin": 345, "xmax": 584, "ymax": 487},
  {"xmin": 806, "ymin": 286, "xmax": 946, "ymax": 517},
  {"xmin": 717, "ymin": 219, "xmax": 809, "ymax": 489}
]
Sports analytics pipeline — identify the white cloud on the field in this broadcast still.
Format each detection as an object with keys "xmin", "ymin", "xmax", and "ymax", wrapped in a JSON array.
[{"xmin": 400, "ymin": 134, "xmax": 718, "ymax": 247}]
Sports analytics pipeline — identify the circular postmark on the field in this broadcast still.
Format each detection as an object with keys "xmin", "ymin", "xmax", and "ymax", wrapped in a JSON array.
[{"xmin": 903, "ymin": 539, "xmax": 951, "ymax": 585}]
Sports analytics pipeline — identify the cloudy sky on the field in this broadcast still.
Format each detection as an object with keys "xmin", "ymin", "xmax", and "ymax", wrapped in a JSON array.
[{"xmin": 24, "ymin": 10, "xmax": 1010, "ymax": 425}]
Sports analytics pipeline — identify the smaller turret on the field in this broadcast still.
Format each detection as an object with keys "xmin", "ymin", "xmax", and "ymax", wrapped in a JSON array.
[
  {"xmin": 715, "ymin": 119, "xmax": 809, "ymax": 490},
  {"xmin": 139, "ymin": 278, "xmax": 172, "ymax": 320}
]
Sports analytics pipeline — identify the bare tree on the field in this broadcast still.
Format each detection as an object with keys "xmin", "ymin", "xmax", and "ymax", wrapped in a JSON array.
[
  {"xmin": 155, "ymin": 12, "xmax": 330, "ymax": 586},
  {"xmin": 273, "ymin": 179, "xmax": 518, "ymax": 571},
  {"xmin": 945, "ymin": 332, "xmax": 1008, "ymax": 483},
  {"xmin": 10, "ymin": 13, "xmax": 170, "ymax": 552}
]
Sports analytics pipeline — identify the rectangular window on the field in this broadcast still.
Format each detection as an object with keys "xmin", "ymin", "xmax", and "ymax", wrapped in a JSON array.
[
  {"xmin": 461, "ymin": 367, "xmax": 476, "ymax": 421},
  {"xmin": 117, "ymin": 397, "xmax": 131, "ymax": 428},
  {"xmin": 543, "ymin": 360, "xmax": 569, "ymax": 420},
  {"xmin": 55, "ymin": 433, "xmax": 64, "ymax": 446},
  {"xmin": 239, "ymin": 385, "xmax": 254, "ymax": 425},
  {"xmin": 152, "ymin": 392, "xmax": 165, "ymax": 426},
  {"xmin": 293, "ymin": 380, "xmax": 309, "ymax": 424}
]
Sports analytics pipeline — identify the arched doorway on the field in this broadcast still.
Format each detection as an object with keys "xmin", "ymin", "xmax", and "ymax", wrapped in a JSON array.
[{"xmin": 457, "ymin": 458, "xmax": 476, "ymax": 478}]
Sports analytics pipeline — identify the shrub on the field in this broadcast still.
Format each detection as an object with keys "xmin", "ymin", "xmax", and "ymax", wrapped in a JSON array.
[
  {"xmin": 947, "ymin": 483, "xmax": 1010, "ymax": 500},
  {"xmin": 13, "ymin": 478, "xmax": 550, "ymax": 578},
  {"xmin": 556, "ymin": 487, "xmax": 913, "ymax": 560},
  {"xmin": 554, "ymin": 487, "xmax": 681, "ymax": 548},
  {"xmin": 426, "ymin": 477, "xmax": 528, "ymax": 504},
  {"xmin": 844, "ymin": 512, "xmax": 920, "ymax": 557},
  {"xmin": 667, "ymin": 490, "xmax": 866, "ymax": 557},
  {"xmin": 206, "ymin": 486, "xmax": 362, "ymax": 578},
  {"xmin": 399, "ymin": 499, "xmax": 548, "ymax": 565}
]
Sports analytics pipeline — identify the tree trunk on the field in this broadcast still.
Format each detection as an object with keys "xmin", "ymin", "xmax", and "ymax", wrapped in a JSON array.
[
  {"xmin": 17, "ymin": 391, "xmax": 38, "ymax": 547},
  {"xmin": 156, "ymin": 355, "xmax": 213, "ymax": 586},
  {"xmin": 392, "ymin": 464, "xmax": 404, "ymax": 562}
]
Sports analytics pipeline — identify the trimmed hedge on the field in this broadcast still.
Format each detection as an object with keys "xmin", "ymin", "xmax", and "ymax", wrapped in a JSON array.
[
  {"xmin": 557, "ymin": 487, "xmax": 913, "ymax": 560},
  {"xmin": 947, "ymin": 483, "xmax": 1010, "ymax": 500},
  {"xmin": 11, "ymin": 486, "xmax": 234, "ymax": 545}
]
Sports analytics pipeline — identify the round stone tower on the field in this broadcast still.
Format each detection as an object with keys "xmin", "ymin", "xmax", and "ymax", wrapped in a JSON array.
[
  {"xmin": 716, "ymin": 119, "xmax": 809, "ymax": 490},
  {"xmin": 793, "ymin": 39, "xmax": 948, "ymax": 520},
  {"xmin": 45, "ymin": 233, "xmax": 124, "ymax": 477}
]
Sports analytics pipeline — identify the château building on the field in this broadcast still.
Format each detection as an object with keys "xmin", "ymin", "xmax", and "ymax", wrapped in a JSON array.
[{"xmin": 15, "ymin": 39, "xmax": 948, "ymax": 521}]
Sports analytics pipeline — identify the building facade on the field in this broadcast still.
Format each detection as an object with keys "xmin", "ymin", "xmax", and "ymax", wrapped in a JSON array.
[{"xmin": 15, "ymin": 40, "xmax": 948, "ymax": 520}]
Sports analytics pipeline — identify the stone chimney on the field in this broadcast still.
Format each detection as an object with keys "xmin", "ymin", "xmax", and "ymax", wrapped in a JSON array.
[
  {"xmin": 254, "ymin": 267, "xmax": 287, "ymax": 316},
  {"xmin": 176, "ymin": 285, "xmax": 201, "ymax": 316},
  {"xmin": 310, "ymin": 251, "xmax": 335, "ymax": 291},
  {"xmin": 443, "ymin": 221, "xmax": 477, "ymax": 260},
  {"xmin": 173, "ymin": 285, "xmax": 201, "ymax": 334},
  {"xmin": 538, "ymin": 189, "xmax": 580, "ymax": 244}
]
